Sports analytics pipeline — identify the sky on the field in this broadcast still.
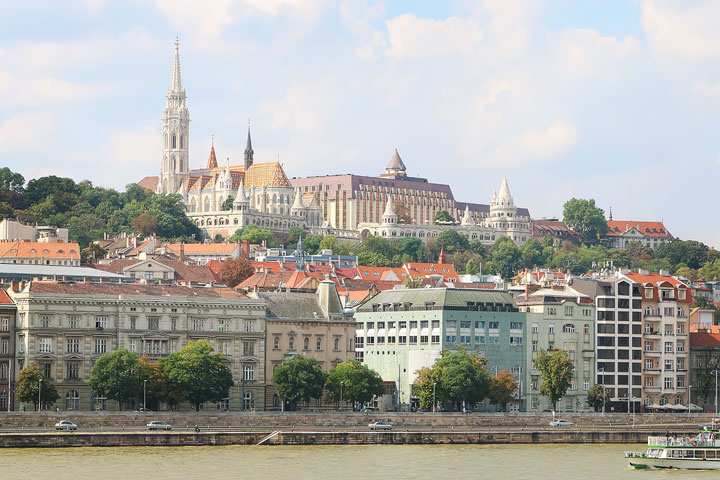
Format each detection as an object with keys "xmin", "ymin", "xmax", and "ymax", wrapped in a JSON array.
[{"xmin": 1, "ymin": 0, "xmax": 719, "ymax": 248}]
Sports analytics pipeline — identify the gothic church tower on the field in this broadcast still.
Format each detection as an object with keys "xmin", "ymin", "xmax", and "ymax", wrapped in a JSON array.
[{"xmin": 158, "ymin": 38, "xmax": 189, "ymax": 194}]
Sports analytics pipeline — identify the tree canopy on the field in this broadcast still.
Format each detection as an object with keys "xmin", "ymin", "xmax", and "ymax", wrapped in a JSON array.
[
  {"xmin": 89, "ymin": 349, "xmax": 147, "ymax": 409},
  {"xmin": 160, "ymin": 340, "xmax": 234, "ymax": 410},
  {"xmin": 562, "ymin": 198, "xmax": 608, "ymax": 245},
  {"xmin": 488, "ymin": 370, "xmax": 518, "ymax": 411},
  {"xmin": 434, "ymin": 210, "xmax": 455, "ymax": 223},
  {"xmin": 586, "ymin": 384, "xmax": 611, "ymax": 412},
  {"xmin": 272, "ymin": 355, "xmax": 327, "ymax": 407},
  {"xmin": 535, "ymin": 348, "xmax": 575, "ymax": 410},
  {"xmin": 16, "ymin": 362, "xmax": 59, "ymax": 410},
  {"xmin": 218, "ymin": 257, "xmax": 255, "ymax": 288},
  {"xmin": 325, "ymin": 360, "xmax": 384, "ymax": 406}
]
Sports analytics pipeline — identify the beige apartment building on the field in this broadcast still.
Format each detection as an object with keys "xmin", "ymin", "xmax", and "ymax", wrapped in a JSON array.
[
  {"xmin": 8, "ymin": 282, "xmax": 266, "ymax": 412},
  {"xmin": 253, "ymin": 280, "xmax": 355, "ymax": 410}
]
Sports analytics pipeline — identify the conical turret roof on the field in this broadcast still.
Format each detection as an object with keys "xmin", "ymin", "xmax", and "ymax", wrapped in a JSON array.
[
  {"xmin": 206, "ymin": 145, "xmax": 218, "ymax": 169},
  {"xmin": 386, "ymin": 149, "xmax": 406, "ymax": 172}
]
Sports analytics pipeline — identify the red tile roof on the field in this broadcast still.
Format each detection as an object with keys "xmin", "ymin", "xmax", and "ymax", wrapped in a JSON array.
[
  {"xmin": 28, "ymin": 282, "xmax": 245, "ymax": 298},
  {"xmin": 137, "ymin": 176, "xmax": 158, "ymax": 191},
  {"xmin": 690, "ymin": 332, "xmax": 720, "ymax": 348},
  {"xmin": 0, "ymin": 241, "xmax": 81, "ymax": 259},
  {"xmin": 606, "ymin": 220, "xmax": 672, "ymax": 238},
  {"xmin": 623, "ymin": 272, "xmax": 685, "ymax": 287},
  {"xmin": 166, "ymin": 243, "xmax": 240, "ymax": 255},
  {"xmin": 0, "ymin": 290, "xmax": 14, "ymax": 305}
]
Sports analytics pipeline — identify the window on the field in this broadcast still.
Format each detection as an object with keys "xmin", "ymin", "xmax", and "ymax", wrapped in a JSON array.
[
  {"xmin": 39, "ymin": 337, "xmax": 52, "ymax": 353},
  {"xmin": 243, "ymin": 341, "xmax": 254, "ymax": 356},
  {"xmin": 148, "ymin": 317, "xmax": 159, "ymax": 330},
  {"xmin": 665, "ymin": 342, "xmax": 673, "ymax": 353},
  {"xmin": 0, "ymin": 339, "xmax": 6, "ymax": 354},
  {"xmin": 584, "ymin": 380, "xmax": 590, "ymax": 390},
  {"xmin": 548, "ymin": 324, "xmax": 555, "ymax": 334},
  {"xmin": 129, "ymin": 339, "xmax": 136, "ymax": 352},
  {"xmin": 66, "ymin": 337, "xmax": 80, "ymax": 353},
  {"xmin": 564, "ymin": 306, "xmax": 574, "ymax": 316},
  {"xmin": 192, "ymin": 318, "xmax": 204, "ymax": 331},
  {"xmin": 431, "ymin": 335, "xmax": 440, "ymax": 343},
  {"xmin": 129, "ymin": 317, "xmax": 137, "ymax": 330},
  {"xmin": 510, "ymin": 336, "xmax": 522, "ymax": 346},
  {"xmin": 303, "ymin": 338, "xmax": 310, "ymax": 350},
  {"xmin": 510, "ymin": 322, "xmax": 522, "ymax": 331},
  {"xmin": 664, "ymin": 360, "xmax": 673, "ymax": 371},
  {"xmin": 531, "ymin": 323, "xmax": 538, "ymax": 333},
  {"xmin": 645, "ymin": 287, "xmax": 653, "ymax": 298},
  {"xmin": 289, "ymin": 337, "xmax": 295, "ymax": 350},
  {"xmin": 41, "ymin": 362, "xmax": 52, "ymax": 379},
  {"xmin": 95, "ymin": 316, "xmax": 107, "ymax": 329},
  {"xmin": 489, "ymin": 322, "xmax": 499, "ymax": 330},
  {"xmin": 664, "ymin": 377, "xmax": 673, "ymax": 389},
  {"xmin": 0, "ymin": 317, "xmax": 8, "ymax": 331},
  {"xmin": 40, "ymin": 315, "xmax": 51, "ymax": 328},
  {"xmin": 243, "ymin": 364, "xmax": 255, "ymax": 381},
  {"xmin": 273, "ymin": 337, "xmax": 280, "ymax": 349},
  {"xmin": 220, "ymin": 341, "xmax": 230, "ymax": 355},
  {"xmin": 218, "ymin": 320, "xmax": 225, "ymax": 331},
  {"xmin": 678, "ymin": 289, "xmax": 686, "ymax": 300},
  {"xmin": 66, "ymin": 390, "xmax": 80, "ymax": 410},
  {"xmin": 95, "ymin": 338, "xmax": 107, "ymax": 354},
  {"xmin": 475, "ymin": 321, "xmax": 484, "ymax": 329},
  {"xmin": 171, "ymin": 317, "xmax": 178, "ymax": 330},
  {"xmin": 547, "ymin": 307, "xmax": 557, "ymax": 315},
  {"xmin": 563, "ymin": 324, "xmax": 575, "ymax": 333},
  {"xmin": 334, "ymin": 338, "xmax": 340, "ymax": 351},
  {"xmin": 66, "ymin": 362, "xmax": 79, "ymax": 380},
  {"xmin": 532, "ymin": 341, "xmax": 538, "ymax": 352}
]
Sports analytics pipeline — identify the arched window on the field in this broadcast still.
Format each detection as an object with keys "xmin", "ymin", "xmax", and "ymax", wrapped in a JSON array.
[
  {"xmin": 180, "ymin": 135, "xmax": 184, "ymax": 149},
  {"xmin": 316, "ymin": 338, "xmax": 322, "ymax": 350},
  {"xmin": 334, "ymin": 338, "xmax": 340, "ymax": 350},
  {"xmin": 164, "ymin": 134, "xmax": 168, "ymax": 149},
  {"xmin": 94, "ymin": 393, "xmax": 107, "ymax": 410},
  {"xmin": 303, "ymin": 337, "xmax": 310, "ymax": 350},
  {"xmin": 272, "ymin": 194, "xmax": 277, "ymax": 205},
  {"xmin": 274, "ymin": 337, "xmax": 280, "ymax": 349},
  {"xmin": 0, "ymin": 390, "xmax": 6, "ymax": 409},
  {"xmin": 66, "ymin": 390, "xmax": 80, "ymax": 410},
  {"xmin": 179, "ymin": 158, "xmax": 184, "ymax": 171},
  {"xmin": 243, "ymin": 391, "xmax": 253, "ymax": 411},
  {"xmin": 204, "ymin": 197, "xmax": 211, "ymax": 212},
  {"xmin": 273, "ymin": 394, "xmax": 280, "ymax": 407},
  {"xmin": 289, "ymin": 337, "xmax": 295, "ymax": 350},
  {"xmin": 172, "ymin": 134, "xmax": 177, "ymax": 149}
]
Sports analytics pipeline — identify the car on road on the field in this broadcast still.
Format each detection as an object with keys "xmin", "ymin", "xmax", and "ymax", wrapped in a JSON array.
[
  {"xmin": 135, "ymin": 407, "xmax": 153, "ymax": 413},
  {"xmin": 550, "ymin": 419, "xmax": 574, "ymax": 427},
  {"xmin": 55, "ymin": 420, "xmax": 78, "ymax": 431},
  {"xmin": 146, "ymin": 421, "xmax": 172, "ymax": 431},
  {"xmin": 368, "ymin": 421, "xmax": 392, "ymax": 431}
]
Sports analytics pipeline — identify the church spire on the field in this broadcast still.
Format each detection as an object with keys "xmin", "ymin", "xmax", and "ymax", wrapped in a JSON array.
[
  {"xmin": 170, "ymin": 37, "xmax": 182, "ymax": 92},
  {"xmin": 206, "ymin": 142, "xmax": 218, "ymax": 169},
  {"xmin": 244, "ymin": 119, "xmax": 254, "ymax": 171}
]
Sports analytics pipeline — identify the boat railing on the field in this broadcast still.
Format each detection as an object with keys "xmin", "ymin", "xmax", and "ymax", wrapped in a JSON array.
[{"xmin": 649, "ymin": 435, "xmax": 720, "ymax": 447}]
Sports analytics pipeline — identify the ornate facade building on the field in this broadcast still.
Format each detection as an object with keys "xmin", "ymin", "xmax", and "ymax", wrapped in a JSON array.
[
  {"xmin": 357, "ymin": 177, "xmax": 532, "ymax": 246},
  {"xmin": 8, "ymin": 282, "xmax": 266, "ymax": 412}
]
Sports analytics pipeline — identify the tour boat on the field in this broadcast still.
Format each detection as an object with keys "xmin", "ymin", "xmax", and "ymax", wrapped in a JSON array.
[{"xmin": 626, "ymin": 422, "xmax": 720, "ymax": 470}]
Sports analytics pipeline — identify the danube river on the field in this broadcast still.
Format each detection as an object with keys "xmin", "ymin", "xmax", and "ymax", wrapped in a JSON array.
[{"xmin": 0, "ymin": 444, "xmax": 685, "ymax": 479}]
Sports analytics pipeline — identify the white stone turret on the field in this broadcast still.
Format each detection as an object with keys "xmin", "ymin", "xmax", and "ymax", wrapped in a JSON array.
[
  {"xmin": 233, "ymin": 178, "xmax": 249, "ymax": 212},
  {"xmin": 382, "ymin": 195, "xmax": 397, "ymax": 224},
  {"xmin": 461, "ymin": 205, "xmax": 474, "ymax": 226},
  {"xmin": 158, "ymin": 38, "xmax": 190, "ymax": 194},
  {"xmin": 290, "ymin": 188, "xmax": 304, "ymax": 216}
]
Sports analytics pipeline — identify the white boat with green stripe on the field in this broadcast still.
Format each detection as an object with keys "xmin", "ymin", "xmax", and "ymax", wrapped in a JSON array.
[{"xmin": 626, "ymin": 422, "xmax": 720, "ymax": 470}]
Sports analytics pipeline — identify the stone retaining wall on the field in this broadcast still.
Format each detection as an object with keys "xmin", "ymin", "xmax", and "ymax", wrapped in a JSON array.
[{"xmin": 0, "ymin": 412, "xmax": 711, "ymax": 429}]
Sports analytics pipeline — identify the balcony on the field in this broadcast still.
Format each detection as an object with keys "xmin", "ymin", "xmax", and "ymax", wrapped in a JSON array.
[
  {"xmin": 644, "ymin": 331, "xmax": 660, "ymax": 338},
  {"xmin": 644, "ymin": 386, "xmax": 661, "ymax": 393},
  {"xmin": 644, "ymin": 313, "xmax": 661, "ymax": 320},
  {"xmin": 582, "ymin": 349, "xmax": 595, "ymax": 358},
  {"xmin": 643, "ymin": 368, "xmax": 661, "ymax": 374},
  {"xmin": 643, "ymin": 350, "xmax": 661, "ymax": 356}
]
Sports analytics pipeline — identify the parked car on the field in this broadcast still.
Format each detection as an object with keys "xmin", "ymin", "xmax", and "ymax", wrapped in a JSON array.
[
  {"xmin": 361, "ymin": 407, "xmax": 377, "ymax": 413},
  {"xmin": 550, "ymin": 419, "xmax": 574, "ymax": 427},
  {"xmin": 54, "ymin": 420, "xmax": 78, "ymax": 431},
  {"xmin": 368, "ymin": 421, "xmax": 393, "ymax": 430},
  {"xmin": 146, "ymin": 421, "xmax": 172, "ymax": 430},
  {"xmin": 135, "ymin": 407, "xmax": 153, "ymax": 413}
]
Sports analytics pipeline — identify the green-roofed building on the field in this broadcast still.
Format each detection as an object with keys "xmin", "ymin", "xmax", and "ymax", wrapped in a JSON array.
[{"xmin": 355, "ymin": 288, "xmax": 527, "ymax": 412}]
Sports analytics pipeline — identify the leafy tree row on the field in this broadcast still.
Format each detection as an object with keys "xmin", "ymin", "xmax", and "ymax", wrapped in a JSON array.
[
  {"xmin": 272, "ymin": 356, "xmax": 383, "ymax": 410},
  {"xmin": 0, "ymin": 168, "xmax": 200, "ymax": 249}
]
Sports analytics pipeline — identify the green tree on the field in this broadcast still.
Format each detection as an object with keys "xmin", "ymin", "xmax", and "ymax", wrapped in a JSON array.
[
  {"xmin": 436, "ymin": 230, "xmax": 470, "ymax": 252},
  {"xmin": 414, "ymin": 365, "xmax": 442, "ymax": 410},
  {"xmin": 490, "ymin": 237, "xmax": 522, "ymax": 280},
  {"xmin": 272, "ymin": 355, "xmax": 327, "ymax": 409},
  {"xmin": 434, "ymin": 210, "xmax": 454, "ymax": 223},
  {"xmin": 229, "ymin": 224, "xmax": 274, "ymax": 245},
  {"xmin": 160, "ymin": 340, "xmax": 234, "ymax": 411},
  {"xmin": 286, "ymin": 226, "xmax": 306, "ymax": 246},
  {"xmin": 24, "ymin": 175, "xmax": 79, "ymax": 203},
  {"xmin": 221, "ymin": 196, "xmax": 234, "ymax": 211},
  {"xmin": 130, "ymin": 213, "xmax": 158, "ymax": 236},
  {"xmin": 81, "ymin": 243, "xmax": 108, "ymax": 263},
  {"xmin": 535, "ymin": 348, "xmax": 575, "ymax": 411},
  {"xmin": 89, "ymin": 349, "xmax": 147, "ymax": 410},
  {"xmin": 465, "ymin": 258, "xmax": 480, "ymax": 275},
  {"xmin": 16, "ymin": 362, "xmax": 59, "ymax": 410},
  {"xmin": 0, "ymin": 167, "xmax": 25, "ymax": 192},
  {"xmin": 520, "ymin": 238, "xmax": 545, "ymax": 268},
  {"xmin": 488, "ymin": 370, "xmax": 518, "ymax": 411},
  {"xmin": 562, "ymin": 198, "xmax": 608, "ymax": 245},
  {"xmin": 586, "ymin": 384, "xmax": 611, "ymax": 412},
  {"xmin": 319, "ymin": 234, "xmax": 337, "ymax": 252},
  {"xmin": 699, "ymin": 259, "xmax": 720, "ymax": 281},
  {"xmin": 326, "ymin": 360, "xmax": 384, "ymax": 406},
  {"xmin": 416, "ymin": 348, "xmax": 491, "ymax": 411}
]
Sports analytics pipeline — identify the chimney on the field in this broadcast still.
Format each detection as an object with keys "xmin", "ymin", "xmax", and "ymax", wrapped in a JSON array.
[
  {"xmin": 317, "ymin": 279, "xmax": 343, "ymax": 318},
  {"xmin": 179, "ymin": 244, "xmax": 185, "ymax": 263},
  {"xmin": 10, "ymin": 280, "xmax": 20, "ymax": 293},
  {"xmin": 242, "ymin": 239, "xmax": 250, "ymax": 258}
]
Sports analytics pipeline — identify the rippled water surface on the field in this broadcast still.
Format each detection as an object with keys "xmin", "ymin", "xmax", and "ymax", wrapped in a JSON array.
[{"xmin": 0, "ymin": 444, "xmax": 712, "ymax": 479}]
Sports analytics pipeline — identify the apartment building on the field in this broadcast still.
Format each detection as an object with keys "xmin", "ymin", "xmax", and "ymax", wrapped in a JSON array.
[
  {"xmin": 515, "ymin": 286, "xmax": 595, "ymax": 412},
  {"xmin": 8, "ymin": 282, "xmax": 266, "ymax": 412}
]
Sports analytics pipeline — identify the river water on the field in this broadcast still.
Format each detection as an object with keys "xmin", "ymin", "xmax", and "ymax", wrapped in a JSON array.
[{"xmin": 0, "ymin": 444, "xmax": 705, "ymax": 479}]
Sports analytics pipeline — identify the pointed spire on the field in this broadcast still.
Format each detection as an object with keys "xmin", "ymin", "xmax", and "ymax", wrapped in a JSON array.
[
  {"xmin": 498, "ymin": 176, "xmax": 513, "ymax": 205},
  {"xmin": 291, "ymin": 188, "xmax": 304, "ymax": 213},
  {"xmin": 461, "ymin": 204, "xmax": 474, "ymax": 226},
  {"xmin": 206, "ymin": 143, "xmax": 218, "ymax": 169},
  {"xmin": 244, "ymin": 119, "xmax": 254, "ymax": 170},
  {"xmin": 170, "ymin": 37, "xmax": 182, "ymax": 92},
  {"xmin": 609, "ymin": 206, "xmax": 613, "ymax": 221},
  {"xmin": 438, "ymin": 246, "xmax": 446, "ymax": 264},
  {"xmin": 385, "ymin": 148, "xmax": 406, "ymax": 175}
]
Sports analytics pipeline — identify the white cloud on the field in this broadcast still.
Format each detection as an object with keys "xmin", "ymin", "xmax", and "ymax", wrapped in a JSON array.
[
  {"xmin": 0, "ymin": 112, "xmax": 57, "ymax": 155},
  {"xmin": 243, "ymin": 0, "xmax": 329, "ymax": 16},
  {"xmin": 521, "ymin": 122, "xmax": 579, "ymax": 159},
  {"xmin": 154, "ymin": 0, "xmax": 236, "ymax": 42},
  {"xmin": 385, "ymin": 14, "xmax": 482, "ymax": 58},
  {"xmin": 0, "ymin": 75, "xmax": 111, "ymax": 107},
  {"xmin": 641, "ymin": 0, "xmax": 720, "ymax": 61},
  {"xmin": 551, "ymin": 28, "xmax": 642, "ymax": 79}
]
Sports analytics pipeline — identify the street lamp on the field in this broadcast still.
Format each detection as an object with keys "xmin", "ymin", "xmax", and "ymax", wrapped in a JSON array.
[
  {"xmin": 37, "ymin": 378, "xmax": 42, "ymax": 412},
  {"xmin": 688, "ymin": 385, "xmax": 693, "ymax": 417},
  {"xmin": 339, "ymin": 381, "xmax": 344, "ymax": 411},
  {"xmin": 143, "ymin": 379, "xmax": 147, "ymax": 411},
  {"xmin": 432, "ymin": 382, "xmax": 437, "ymax": 413},
  {"xmin": 598, "ymin": 368, "xmax": 605, "ymax": 414},
  {"xmin": 713, "ymin": 370, "xmax": 719, "ymax": 414}
]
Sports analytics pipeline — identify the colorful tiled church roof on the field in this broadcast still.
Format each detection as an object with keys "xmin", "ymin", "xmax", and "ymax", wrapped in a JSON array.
[{"xmin": 243, "ymin": 162, "xmax": 293, "ymax": 188}]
